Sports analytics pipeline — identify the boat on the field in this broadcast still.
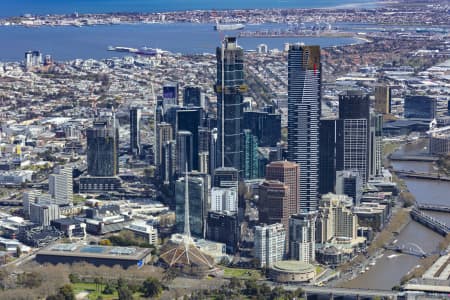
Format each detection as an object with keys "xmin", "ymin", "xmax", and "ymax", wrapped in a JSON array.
[
  {"xmin": 107, "ymin": 46, "xmax": 138, "ymax": 53},
  {"xmin": 214, "ymin": 22, "xmax": 245, "ymax": 31},
  {"xmin": 387, "ymin": 254, "xmax": 399, "ymax": 259}
]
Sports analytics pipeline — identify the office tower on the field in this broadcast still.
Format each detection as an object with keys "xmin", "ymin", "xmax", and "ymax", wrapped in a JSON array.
[
  {"xmin": 374, "ymin": 85, "xmax": 392, "ymax": 114},
  {"xmin": 369, "ymin": 114, "xmax": 384, "ymax": 178},
  {"xmin": 198, "ymin": 152, "xmax": 209, "ymax": 174},
  {"xmin": 30, "ymin": 202, "xmax": 60, "ymax": 226},
  {"xmin": 287, "ymin": 44, "xmax": 321, "ymax": 212},
  {"xmin": 183, "ymin": 86, "xmax": 203, "ymax": 107},
  {"xmin": 243, "ymin": 130, "xmax": 259, "ymax": 180},
  {"xmin": 289, "ymin": 212, "xmax": 316, "ymax": 263},
  {"xmin": 211, "ymin": 187, "xmax": 238, "ymax": 212},
  {"xmin": 258, "ymin": 180, "xmax": 289, "ymax": 230},
  {"xmin": 206, "ymin": 211, "xmax": 240, "ymax": 254},
  {"xmin": 254, "ymin": 223, "xmax": 286, "ymax": 268},
  {"xmin": 155, "ymin": 99, "xmax": 164, "ymax": 124},
  {"xmin": 319, "ymin": 119, "xmax": 337, "ymax": 195},
  {"xmin": 336, "ymin": 90, "xmax": 370, "ymax": 184},
  {"xmin": 162, "ymin": 82, "xmax": 179, "ymax": 107},
  {"xmin": 404, "ymin": 95, "xmax": 437, "ymax": 119},
  {"xmin": 243, "ymin": 111, "xmax": 282, "ymax": 147},
  {"xmin": 213, "ymin": 167, "xmax": 239, "ymax": 189},
  {"xmin": 216, "ymin": 37, "xmax": 246, "ymax": 174},
  {"xmin": 129, "ymin": 106, "xmax": 142, "ymax": 156},
  {"xmin": 198, "ymin": 127, "xmax": 210, "ymax": 153},
  {"xmin": 155, "ymin": 122, "xmax": 173, "ymax": 168},
  {"xmin": 175, "ymin": 174, "xmax": 206, "ymax": 237},
  {"xmin": 335, "ymin": 170, "xmax": 362, "ymax": 205},
  {"xmin": 317, "ymin": 193, "xmax": 357, "ymax": 243},
  {"xmin": 265, "ymin": 161, "xmax": 300, "ymax": 219},
  {"xmin": 23, "ymin": 190, "xmax": 42, "ymax": 217},
  {"xmin": 49, "ymin": 166, "xmax": 73, "ymax": 206},
  {"xmin": 161, "ymin": 140, "xmax": 176, "ymax": 186},
  {"xmin": 177, "ymin": 109, "xmax": 202, "ymax": 170},
  {"xmin": 86, "ymin": 116, "xmax": 119, "ymax": 177},
  {"xmin": 176, "ymin": 131, "xmax": 193, "ymax": 175},
  {"xmin": 25, "ymin": 50, "xmax": 42, "ymax": 70}
]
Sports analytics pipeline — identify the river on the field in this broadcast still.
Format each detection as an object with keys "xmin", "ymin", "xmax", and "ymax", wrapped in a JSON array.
[{"xmin": 343, "ymin": 139, "xmax": 449, "ymax": 290}]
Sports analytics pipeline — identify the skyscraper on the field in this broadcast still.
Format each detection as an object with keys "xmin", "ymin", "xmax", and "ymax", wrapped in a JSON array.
[
  {"xmin": 336, "ymin": 90, "xmax": 370, "ymax": 184},
  {"xmin": 49, "ymin": 166, "xmax": 73, "ymax": 206},
  {"xmin": 258, "ymin": 180, "xmax": 289, "ymax": 229},
  {"xmin": 183, "ymin": 86, "xmax": 203, "ymax": 108},
  {"xmin": 162, "ymin": 82, "xmax": 179, "ymax": 107},
  {"xmin": 287, "ymin": 44, "xmax": 321, "ymax": 212},
  {"xmin": 155, "ymin": 122, "xmax": 173, "ymax": 168},
  {"xmin": 177, "ymin": 109, "xmax": 202, "ymax": 170},
  {"xmin": 216, "ymin": 37, "xmax": 246, "ymax": 175},
  {"xmin": 176, "ymin": 131, "xmax": 193, "ymax": 175},
  {"xmin": 289, "ymin": 212, "xmax": 316, "ymax": 263},
  {"xmin": 243, "ymin": 129, "xmax": 259, "ymax": 180},
  {"xmin": 374, "ymin": 85, "xmax": 391, "ymax": 115},
  {"xmin": 130, "ymin": 106, "xmax": 142, "ymax": 157},
  {"xmin": 369, "ymin": 113, "xmax": 384, "ymax": 178},
  {"xmin": 319, "ymin": 119, "xmax": 338, "ymax": 195},
  {"xmin": 265, "ymin": 161, "xmax": 300, "ymax": 222},
  {"xmin": 86, "ymin": 115, "xmax": 119, "ymax": 177}
]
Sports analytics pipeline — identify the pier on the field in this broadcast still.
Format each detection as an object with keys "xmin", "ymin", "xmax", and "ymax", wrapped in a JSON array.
[
  {"xmin": 417, "ymin": 203, "xmax": 450, "ymax": 213},
  {"xmin": 410, "ymin": 208, "xmax": 450, "ymax": 236}
]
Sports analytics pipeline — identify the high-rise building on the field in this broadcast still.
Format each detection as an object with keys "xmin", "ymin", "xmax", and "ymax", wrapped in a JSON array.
[
  {"xmin": 206, "ymin": 211, "xmax": 240, "ymax": 254},
  {"xmin": 216, "ymin": 37, "xmax": 246, "ymax": 174},
  {"xmin": 243, "ymin": 129, "xmax": 259, "ymax": 180},
  {"xmin": 175, "ymin": 175, "xmax": 206, "ymax": 238},
  {"xmin": 211, "ymin": 187, "xmax": 238, "ymax": 212},
  {"xmin": 265, "ymin": 161, "xmax": 300, "ymax": 228},
  {"xmin": 177, "ymin": 109, "xmax": 202, "ymax": 170},
  {"xmin": 254, "ymin": 223, "xmax": 286, "ymax": 268},
  {"xmin": 49, "ymin": 166, "xmax": 73, "ymax": 206},
  {"xmin": 130, "ymin": 106, "xmax": 142, "ymax": 157},
  {"xmin": 287, "ymin": 44, "xmax": 321, "ymax": 212},
  {"xmin": 86, "ymin": 116, "xmax": 119, "ymax": 177},
  {"xmin": 243, "ymin": 111, "xmax": 281, "ymax": 147},
  {"xmin": 335, "ymin": 170, "xmax": 362, "ymax": 205},
  {"xmin": 163, "ymin": 82, "xmax": 179, "ymax": 107},
  {"xmin": 404, "ymin": 95, "xmax": 436, "ymax": 119},
  {"xmin": 155, "ymin": 122, "xmax": 173, "ymax": 168},
  {"xmin": 183, "ymin": 86, "xmax": 203, "ymax": 108},
  {"xmin": 369, "ymin": 114, "xmax": 384, "ymax": 178},
  {"xmin": 209, "ymin": 128, "xmax": 218, "ymax": 173},
  {"xmin": 316, "ymin": 193, "xmax": 358, "ymax": 243},
  {"xmin": 176, "ymin": 131, "xmax": 193, "ymax": 175},
  {"xmin": 23, "ymin": 190, "xmax": 42, "ymax": 217},
  {"xmin": 336, "ymin": 90, "xmax": 370, "ymax": 184},
  {"xmin": 258, "ymin": 180, "xmax": 289, "ymax": 230},
  {"xmin": 319, "ymin": 119, "xmax": 338, "ymax": 195},
  {"xmin": 289, "ymin": 212, "xmax": 316, "ymax": 263},
  {"xmin": 374, "ymin": 85, "xmax": 392, "ymax": 115},
  {"xmin": 161, "ymin": 140, "xmax": 176, "ymax": 185},
  {"xmin": 30, "ymin": 202, "xmax": 60, "ymax": 226},
  {"xmin": 213, "ymin": 167, "xmax": 239, "ymax": 189}
]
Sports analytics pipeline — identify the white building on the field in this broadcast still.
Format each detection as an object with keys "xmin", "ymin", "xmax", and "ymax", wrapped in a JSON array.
[
  {"xmin": 289, "ymin": 212, "xmax": 316, "ymax": 264},
  {"xmin": 23, "ymin": 190, "xmax": 42, "ymax": 217},
  {"xmin": 49, "ymin": 166, "xmax": 73, "ymax": 206},
  {"xmin": 210, "ymin": 187, "xmax": 237, "ymax": 212},
  {"xmin": 125, "ymin": 221, "xmax": 158, "ymax": 245},
  {"xmin": 30, "ymin": 202, "xmax": 60, "ymax": 226},
  {"xmin": 254, "ymin": 223, "xmax": 286, "ymax": 268}
]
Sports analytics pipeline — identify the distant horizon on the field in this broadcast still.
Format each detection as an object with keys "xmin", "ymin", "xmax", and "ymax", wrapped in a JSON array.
[{"xmin": 0, "ymin": 0, "xmax": 380, "ymax": 17}]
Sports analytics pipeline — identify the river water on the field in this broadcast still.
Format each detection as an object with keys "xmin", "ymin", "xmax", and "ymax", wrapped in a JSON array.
[{"xmin": 343, "ymin": 139, "xmax": 449, "ymax": 290}]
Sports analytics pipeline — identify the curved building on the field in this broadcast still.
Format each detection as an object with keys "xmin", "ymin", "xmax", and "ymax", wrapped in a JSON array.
[{"xmin": 269, "ymin": 260, "xmax": 315, "ymax": 283}]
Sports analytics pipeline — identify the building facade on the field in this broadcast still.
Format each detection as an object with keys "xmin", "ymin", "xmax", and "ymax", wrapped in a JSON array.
[{"xmin": 254, "ymin": 223, "xmax": 286, "ymax": 268}]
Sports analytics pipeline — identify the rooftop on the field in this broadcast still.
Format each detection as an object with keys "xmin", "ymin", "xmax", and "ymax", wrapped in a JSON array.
[{"xmin": 272, "ymin": 260, "xmax": 315, "ymax": 274}]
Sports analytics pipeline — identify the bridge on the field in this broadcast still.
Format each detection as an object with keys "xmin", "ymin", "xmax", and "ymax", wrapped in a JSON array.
[
  {"xmin": 384, "ymin": 242, "xmax": 428, "ymax": 258},
  {"xmin": 417, "ymin": 203, "xmax": 450, "ymax": 213},
  {"xmin": 410, "ymin": 208, "xmax": 450, "ymax": 236},
  {"xmin": 394, "ymin": 170, "xmax": 450, "ymax": 181},
  {"xmin": 389, "ymin": 154, "xmax": 439, "ymax": 162},
  {"xmin": 282, "ymin": 285, "xmax": 398, "ymax": 299}
]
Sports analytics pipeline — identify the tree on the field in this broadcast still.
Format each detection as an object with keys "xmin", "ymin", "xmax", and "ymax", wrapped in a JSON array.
[
  {"xmin": 118, "ymin": 285, "xmax": 133, "ymax": 300},
  {"xmin": 103, "ymin": 283, "xmax": 114, "ymax": 294},
  {"xmin": 16, "ymin": 246, "xmax": 22, "ymax": 258},
  {"xmin": 141, "ymin": 277, "xmax": 163, "ymax": 298},
  {"xmin": 58, "ymin": 284, "xmax": 75, "ymax": 300},
  {"xmin": 68, "ymin": 273, "xmax": 80, "ymax": 284}
]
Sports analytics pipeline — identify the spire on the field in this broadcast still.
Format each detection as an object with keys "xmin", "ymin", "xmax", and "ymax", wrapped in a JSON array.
[{"xmin": 183, "ymin": 162, "xmax": 191, "ymax": 239}]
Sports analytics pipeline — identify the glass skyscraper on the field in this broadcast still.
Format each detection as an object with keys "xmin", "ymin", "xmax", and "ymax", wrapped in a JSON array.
[
  {"xmin": 215, "ymin": 37, "xmax": 246, "ymax": 176},
  {"xmin": 287, "ymin": 44, "xmax": 321, "ymax": 212}
]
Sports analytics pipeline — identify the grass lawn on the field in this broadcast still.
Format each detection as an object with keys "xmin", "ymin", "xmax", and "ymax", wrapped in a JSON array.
[
  {"xmin": 223, "ymin": 267, "xmax": 262, "ymax": 280},
  {"xmin": 315, "ymin": 266, "xmax": 324, "ymax": 275},
  {"xmin": 73, "ymin": 282, "xmax": 143, "ymax": 300}
]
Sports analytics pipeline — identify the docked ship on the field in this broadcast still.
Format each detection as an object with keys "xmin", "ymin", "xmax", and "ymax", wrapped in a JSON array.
[
  {"xmin": 214, "ymin": 22, "xmax": 245, "ymax": 31},
  {"xmin": 108, "ymin": 46, "xmax": 158, "ymax": 56}
]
